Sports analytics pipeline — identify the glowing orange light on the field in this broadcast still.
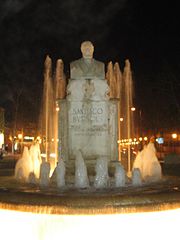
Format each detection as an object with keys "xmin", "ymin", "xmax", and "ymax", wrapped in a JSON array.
[
  {"xmin": 172, "ymin": 133, "xmax": 177, "ymax": 139},
  {"xmin": 9, "ymin": 136, "xmax": 12, "ymax": 141},
  {"xmin": 56, "ymin": 105, "xmax": 60, "ymax": 111},
  {"xmin": 18, "ymin": 133, "xmax": 23, "ymax": 140},
  {"xmin": 0, "ymin": 133, "xmax": 4, "ymax": 147}
]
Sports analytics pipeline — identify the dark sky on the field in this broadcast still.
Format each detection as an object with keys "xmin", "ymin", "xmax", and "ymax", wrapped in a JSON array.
[{"xmin": 0, "ymin": 0, "xmax": 180, "ymax": 131}]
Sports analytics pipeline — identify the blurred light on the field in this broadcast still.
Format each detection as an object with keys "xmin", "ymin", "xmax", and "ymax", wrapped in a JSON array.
[
  {"xmin": 172, "ymin": 133, "xmax": 177, "ymax": 139},
  {"xmin": 0, "ymin": 133, "xmax": 4, "ymax": 148},
  {"xmin": 50, "ymin": 153, "xmax": 56, "ymax": 158},
  {"xmin": 14, "ymin": 142, "xmax": 18, "ymax": 151},
  {"xmin": 56, "ymin": 102, "xmax": 60, "ymax": 112},
  {"xmin": 37, "ymin": 136, "xmax": 41, "ymax": 141},
  {"xmin": 139, "ymin": 137, "xmax": 142, "ymax": 141},
  {"xmin": 18, "ymin": 134, "xmax": 23, "ymax": 140},
  {"xmin": 36, "ymin": 136, "xmax": 42, "ymax": 144},
  {"xmin": 24, "ymin": 136, "xmax": 34, "ymax": 141},
  {"xmin": 117, "ymin": 140, "xmax": 121, "ymax": 144},
  {"xmin": 120, "ymin": 117, "xmax": 124, "ymax": 122},
  {"xmin": 144, "ymin": 137, "xmax": 148, "ymax": 141},
  {"xmin": 131, "ymin": 107, "xmax": 136, "ymax": 111},
  {"xmin": 157, "ymin": 137, "xmax": 164, "ymax": 144},
  {"xmin": 9, "ymin": 136, "xmax": 12, "ymax": 141}
]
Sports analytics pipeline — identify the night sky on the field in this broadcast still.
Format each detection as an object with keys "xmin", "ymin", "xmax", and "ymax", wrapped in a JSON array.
[{"xmin": 0, "ymin": 0, "xmax": 180, "ymax": 132}]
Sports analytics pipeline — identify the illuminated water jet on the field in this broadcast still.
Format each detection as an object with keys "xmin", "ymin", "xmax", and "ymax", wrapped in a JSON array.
[
  {"xmin": 75, "ymin": 150, "xmax": 89, "ymax": 188},
  {"xmin": 114, "ymin": 161, "xmax": 126, "ymax": 187}
]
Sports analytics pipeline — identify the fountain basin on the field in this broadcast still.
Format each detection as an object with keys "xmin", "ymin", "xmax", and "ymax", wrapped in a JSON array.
[
  {"xmin": 1, "ymin": 176, "xmax": 180, "ymax": 240},
  {"xmin": 1, "ymin": 176, "xmax": 180, "ymax": 215}
]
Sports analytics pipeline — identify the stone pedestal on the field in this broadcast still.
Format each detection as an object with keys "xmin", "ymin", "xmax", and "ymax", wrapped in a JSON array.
[
  {"xmin": 68, "ymin": 100, "xmax": 109, "ymax": 158},
  {"xmin": 57, "ymin": 79, "xmax": 118, "ymax": 163}
]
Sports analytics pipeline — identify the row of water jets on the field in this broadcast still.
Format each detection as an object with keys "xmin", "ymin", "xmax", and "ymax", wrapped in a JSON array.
[{"xmin": 15, "ymin": 142, "xmax": 162, "ymax": 189}]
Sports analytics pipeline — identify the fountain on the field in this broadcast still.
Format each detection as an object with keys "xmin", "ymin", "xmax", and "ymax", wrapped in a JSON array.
[
  {"xmin": 39, "ymin": 161, "xmax": 50, "ymax": 187},
  {"xmin": 132, "ymin": 168, "xmax": 142, "ymax": 186},
  {"xmin": 115, "ymin": 161, "xmax": 126, "ymax": 187},
  {"xmin": 1, "ymin": 41, "xmax": 180, "ymax": 240},
  {"xmin": 133, "ymin": 139, "xmax": 162, "ymax": 182},
  {"xmin": 55, "ymin": 159, "xmax": 66, "ymax": 188},
  {"xmin": 75, "ymin": 150, "xmax": 89, "ymax": 188},
  {"xmin": 14, "ymin": 146, "xmax": 33, "ymax": 181},
  {"xmin": 29, "ymin": 142, "xmax": 42, "ymax": 179},
  {"xmin": 94, "ymin": 157, "xmax": 109, "ymax": 188}
]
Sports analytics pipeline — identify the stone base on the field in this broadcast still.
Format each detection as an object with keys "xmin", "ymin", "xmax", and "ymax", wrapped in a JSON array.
[
  {"xmin": 51, "ymin": 160, "xmax": 120, "ymax": 186},
  {"xmin": 57, "ymin": 99, "xmax": 119, "ymax": 163}
]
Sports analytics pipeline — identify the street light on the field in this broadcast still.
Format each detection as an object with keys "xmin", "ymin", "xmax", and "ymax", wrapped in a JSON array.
[
  {"xmin": 18, "ymin": 133, "xmax": 23, "ymax": 140},
  {"xmin": 118, "ymin": 117, "xmax": 124, "ymax": 161},
  {"xmin": 171, "ymin": 133, "xmax": 178, "ymax": 153},
  {"xmin": 144, "ymin": 136, "xmax": 148, "ymax": 141},
  {"xmin": 172, "ymin": 133, "xmax": 177, "ymax": 139}
]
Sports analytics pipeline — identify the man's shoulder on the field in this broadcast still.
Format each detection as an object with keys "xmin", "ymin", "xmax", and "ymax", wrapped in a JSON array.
[
  {"xmin": 70, "ymin": 58, "xmax": 83, "ymax": 67},
  {"xmin": 93, "ymin": 59, "xmax": 104, "ymax": 67},
  {"xmin": 71, "ymin": 58, "xmax": 104, "ymax": 66}
]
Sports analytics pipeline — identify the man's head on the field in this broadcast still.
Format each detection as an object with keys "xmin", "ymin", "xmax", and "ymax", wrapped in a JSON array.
[{"xmin": 81, "ymin": 41, "xmax": 94, "ymax": 59}]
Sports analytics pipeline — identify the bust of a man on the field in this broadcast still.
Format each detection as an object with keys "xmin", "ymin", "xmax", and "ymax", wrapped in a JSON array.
[{"xmin": 70, "ymin": 41, "xmax": 105, "ymax": 80}]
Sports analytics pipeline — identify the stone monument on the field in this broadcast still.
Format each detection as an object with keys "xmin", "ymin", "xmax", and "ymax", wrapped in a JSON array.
[
  {"xmin": 70, "ymin": 41, "xmax": 105, "ymax": 80},
  {"xmin": 57, "ymin": 41, "xmax": 118, "ymax": 170}
]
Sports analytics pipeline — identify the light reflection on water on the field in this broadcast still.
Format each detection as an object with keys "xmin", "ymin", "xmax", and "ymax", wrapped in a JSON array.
[{"xmin": 0, "ymin": 207, "xmax": 180, "ymax": 240}]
